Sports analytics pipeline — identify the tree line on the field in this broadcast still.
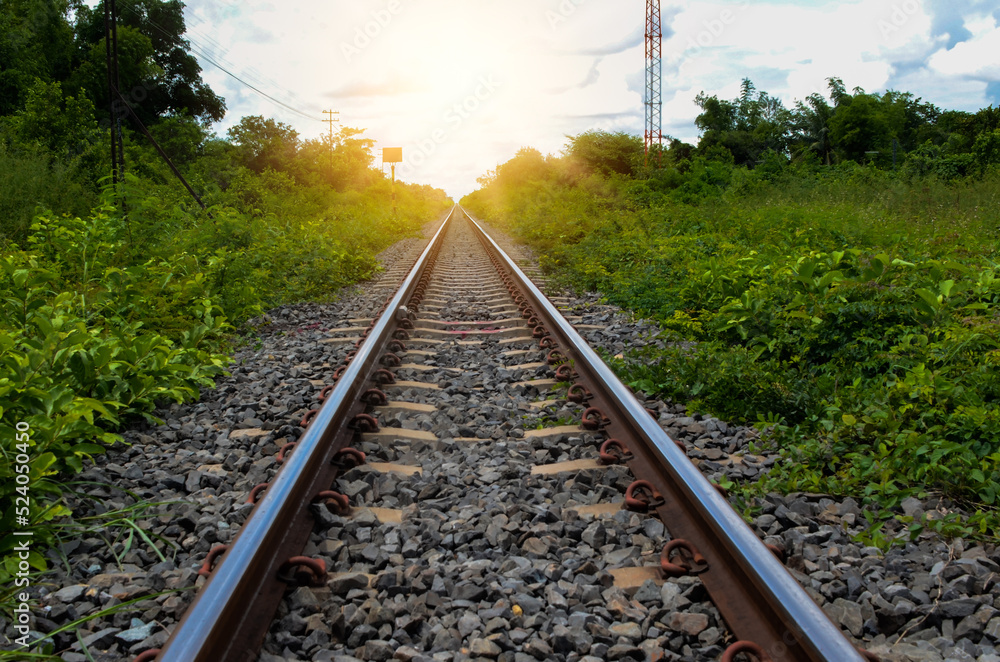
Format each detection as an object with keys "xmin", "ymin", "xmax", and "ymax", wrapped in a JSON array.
[
  {"xmin": 695, "ymin": 77, "xmax": 1000, "ymax": 176},
  {"xmin": 469, "ymin": 76, "xmax": 999, "ymax": 215},
  {"xmin": 0, "ymin": 0, "xmax": 448, "ymax": 243}
]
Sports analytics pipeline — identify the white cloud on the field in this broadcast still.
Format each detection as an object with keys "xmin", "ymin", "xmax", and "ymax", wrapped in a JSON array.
[{"xmin": 928, "ymin": 24, "xmax": 1000, "ymax": 79}]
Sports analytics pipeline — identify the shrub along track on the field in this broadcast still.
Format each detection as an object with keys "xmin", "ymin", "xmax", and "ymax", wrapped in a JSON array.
[{"xmin": 16, "ymin": 208, "xmax": 1000, "ymax": 662}]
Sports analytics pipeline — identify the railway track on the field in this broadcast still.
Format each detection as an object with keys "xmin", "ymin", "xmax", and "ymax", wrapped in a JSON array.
[{"xmin": 115, "ymin": 206, "xmax": 867, "ymax": 662}]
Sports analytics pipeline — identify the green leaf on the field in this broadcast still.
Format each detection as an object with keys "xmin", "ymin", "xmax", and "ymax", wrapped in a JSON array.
[
  {"xmin": 796, "ymin": 260, "xmax": 817, "ymax": 280},
  {"xmin": 71, "ymin": 443, "xmax": 107, "ymax": 456},
  {"xmin": 817, "ymin": 270, "xmax": 842, "ymax": 289},
  {"xmin": 914, "ymin": 288, "xmax": 942, "ymax": 312},
  {"xmin": 31, "ymin": 452, "xmax": 58, "ymax": 475}
]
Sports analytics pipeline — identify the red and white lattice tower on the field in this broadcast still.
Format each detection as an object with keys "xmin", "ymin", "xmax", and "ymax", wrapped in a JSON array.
[{"xmin": 644, "ymin": 0, "xmax": 662, "ymax": 164}]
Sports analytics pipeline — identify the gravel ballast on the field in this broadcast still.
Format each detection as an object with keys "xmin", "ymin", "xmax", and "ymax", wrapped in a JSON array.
[{"xmin": 5, "ymin": 210, "xmax": 998, "ymax": 662}]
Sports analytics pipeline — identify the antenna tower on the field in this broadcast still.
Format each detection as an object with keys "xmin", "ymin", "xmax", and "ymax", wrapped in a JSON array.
[{"xmin": 644, "ymin": 0, "xmax": 662, "ymax": 165}]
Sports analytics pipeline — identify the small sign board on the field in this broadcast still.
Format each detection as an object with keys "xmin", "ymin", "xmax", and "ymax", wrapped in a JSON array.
[{"xmin": 382, "ymin": 147, "xmax": 403, "ymax": 163}]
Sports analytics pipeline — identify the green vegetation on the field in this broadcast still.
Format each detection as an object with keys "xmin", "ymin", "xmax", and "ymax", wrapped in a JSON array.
[
  {"xmin": 1, "ymin": 0, "xmax": 450, "ymax": 611},
  {"xmin": 464, "ymin": 77, "xmax": 1000, "ymax": 541}
]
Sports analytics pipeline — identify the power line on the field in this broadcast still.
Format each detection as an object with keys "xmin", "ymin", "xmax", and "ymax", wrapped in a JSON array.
[
  {"xmin": 182, "ymin": 21, "xmax": 313, "ymax": 113},
  {"xmin": 126, "ymin": 4, "xmax": 315, "ymax": 119},
  {"xmin": 118, "ymin": 3, "xmax": 322, "ymax": 123},
  {"xmin": 189, "ymin": 48, "xmax": 322, "ymax": 122},
  {"xmin": 182, "ymin": 12, "xmax": 308, "ymax": 109}
]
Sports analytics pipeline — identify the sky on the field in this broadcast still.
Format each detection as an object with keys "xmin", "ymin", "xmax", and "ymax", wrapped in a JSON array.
[{"xmin": 155, "ymin": 0, "xmax": 1000, "ymax": 199}]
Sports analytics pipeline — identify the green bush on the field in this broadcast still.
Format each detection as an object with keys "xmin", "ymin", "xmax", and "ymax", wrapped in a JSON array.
[
  {"xmin": 1, "ymin": 201, "xmax": 230, "ymax": 587},
  {"xmin": 0, "ymin": 143, "xmax": 97, "ymax": 243},
  {"xmin": 614, "ymin": 247, "xmax": 1000, "ymax": 538}
]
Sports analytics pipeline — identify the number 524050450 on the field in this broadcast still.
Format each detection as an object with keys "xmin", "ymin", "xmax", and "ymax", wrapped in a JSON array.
[{"xmin": 14, "ymin": 421, "xmax": 31, "ymax": 499}]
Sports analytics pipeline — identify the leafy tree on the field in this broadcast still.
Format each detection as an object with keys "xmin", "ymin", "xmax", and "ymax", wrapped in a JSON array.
[
  {"xmin": 877, "ymin": 90, "xmax": 941, "ymax": 152},
  {"xmin": 695, "ymin": 79, "xmax": 789, "ymax": 166},
  {"xmin": 666, "ymin": 138, "xmax": 695, "ymax": 167},
  {"xmin": 227, "ymin": 115, "xmax": 299, "ymax": 173},
  {"xmin": 828, "ymin": 91, "xmax": 890, "ymax": 163},
  {"xmin": 0, "ymin": 78, "xmax": 103, "ymax": 240},
  {"xmin": 325, "ymin": 126, "xmax": 377, "ymax": 190},
  {"xmin": 0, "ymin": 0, "xmax": 80, "ymax": 114},
  {"xmin": 940, "ymin": 106, "xmax": 1000, "ymax": 150},
  {"xmin": 789, "ymin": 93, "xmax": 834, "ymax": 164},
  {"xmin": 476, "ymin": 168, "xmax": 498, "ymax": 190},
  {"xmin": 496, "ymin": 147, "xmax": 553, "ymax": 187},
  {"xmin": 72, "ymin": 0, "xmax": 225, "ymax": 125},
  {"xmin": 565, "ymin": 130, "xmax": 644, "ymax": 177},
  {"xmin": 147, "ymin": 113, "xmax": 210, "ymax": 165},
  {"xmin": 694, "ymin": 93, "xmax": 737, "ymax": 144},
  {"xmin": 827, "ymin": 77, "xmax": 851, "ymax": 107},
  {"xmin": 293, "ymin": 127, "xmax": 379, "ymax": 191},
  {"xmin": 972, "ymin": 129, "xmax": 1000, "ymax": 172},
  {"xmin": 68, "ymin": 23, "xmax": 161, "ymax": 123},
  {"xmin": 5, "ymin": 78, "xmax": 100, "ymax": 155}
]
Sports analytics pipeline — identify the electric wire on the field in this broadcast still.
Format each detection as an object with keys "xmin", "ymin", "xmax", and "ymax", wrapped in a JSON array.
[
  {"xmin": 117, "ymin": 3, "xmax": 322, "ymax": 123},
  {"xmin": 181, "ymin": 12, "xmax": 297, "ymax": 102}
]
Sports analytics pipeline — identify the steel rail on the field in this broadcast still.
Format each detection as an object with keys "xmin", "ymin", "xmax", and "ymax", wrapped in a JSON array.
[
  {"xmin": 462, "ymin": 207, "xmax": 865, "ymax": 662},
  {"xmin": 155, "ymin": 206, "xmax": 459, "ymax": 662}
]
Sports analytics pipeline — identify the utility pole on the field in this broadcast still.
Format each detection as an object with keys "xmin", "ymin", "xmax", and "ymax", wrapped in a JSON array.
[
  {"xmin": 103, "ymin": 0, "xmax": 204, "ymax": 214},
  {"xmin": 644, "ymin": 0, "xmax": 663, "ymax": 166},
  {"xmin": 382, "ymin": 148, "xmax": 402, "ymax": 217},
  {"xmin": 104, "ymin": 0, "xmax": 125, "ymax": 192},
  {"xmin": 112, "ymin": 87, "xmax": 206, "ymax": 210},
  {"xmin": 323, "ymin": 110, "xmax": 340, "ymax": 171}
]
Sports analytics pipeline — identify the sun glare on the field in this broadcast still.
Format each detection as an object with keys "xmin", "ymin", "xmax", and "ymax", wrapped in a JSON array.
[{"xmin": 386, "ymin": 12, "xmax": 508, "ymax": 97}]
